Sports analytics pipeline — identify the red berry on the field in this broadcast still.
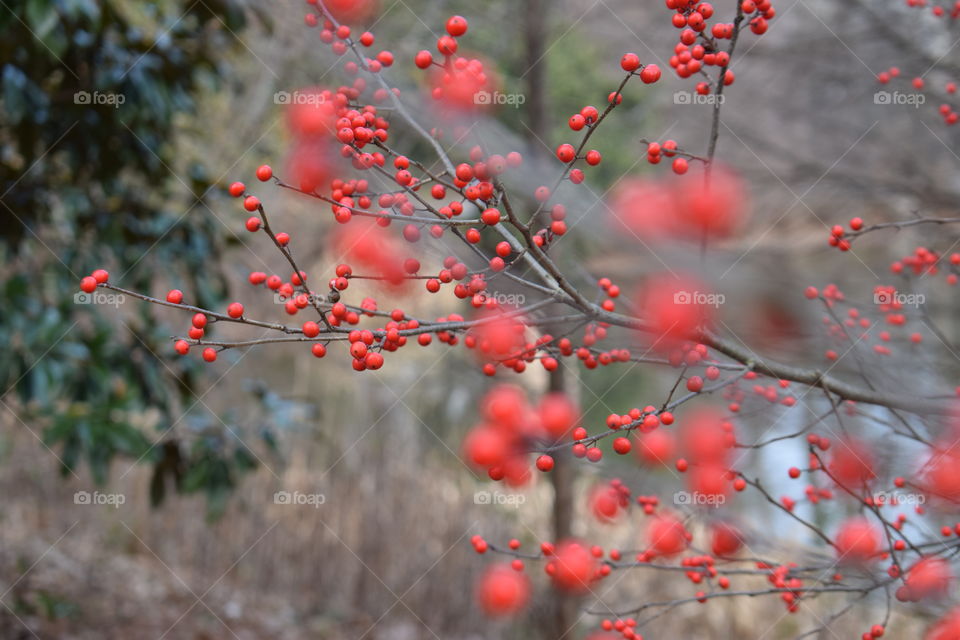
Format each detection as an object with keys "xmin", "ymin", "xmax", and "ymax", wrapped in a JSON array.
[
  {"xmin": 437, "ymin": 35, "xmax": 458, "ymax": 55},
  {"xmin": 414, "ymin": 50, "xmax": 433, "ymax": 69},
  {"xmin": 481, "ymin": 208, "xmax": 501, "ymax": 225},
  {"xmin": 621, "ymin": 53, "xmax": 641, "ymax": 72},
  {"xmin": 202, "ymin": 347, "xmax": 217, "ymax": 362},
  {"xmin": 166, "ymin": 289, "xmax": 183, "ymax": 304},
  {"xmin": 536, "ymin": 454, "xmax": 555, "ymax": 471},
  {"xmin": 477, "ymin": 564, "xmax": 528, "ymax": 616},
  {"xmin": 640, "ymin": 64, "xmax": 661, "ymax": 83},
  {"xmin": 446, "ymin": 15, "xmax": 468, "ymax": 37},
  {"xmin": 79, "ymin": 276, "xmax": 97, "ymax": 293},
  {"xmin": 350, "ymin": 342, "xmax": 368, "ymax": 359},
  {"xmin": 256, "ymin": 165, "xmax": 272, "ymax": 181},
  {"xmin": 365, "ymin": 352, "xmax": 384, "ymax": 370}
]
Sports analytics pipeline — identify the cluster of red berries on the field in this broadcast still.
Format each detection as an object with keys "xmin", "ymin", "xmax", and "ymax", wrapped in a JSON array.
[
  {"xmin": 179, "ymin": 309, "xmax": 217, "ymax": 362},
  {"xmin": 664, "ymin": 0, "xmax": 774, "ymax": 79},
  {"xmin": 571, "ymin": 426, "xmax": 603, "ymax": 463},
  {"xmin": 889, "ymin": 245, "xmax": 960, "ymax": 290},
  {"xmin": 678, "ymin": 554, "xmax": 721, "ymax": 588},
  {"xmin": 475, "ymin": 332, "xmax": 561, "ymax": 376},
  {"xmin": 410, "ymin": 16, "xmax": 500, "ymax": 109},
  {"xmin": 875, "ymin": 66, "xmax": 905, "ymax": 85},
  {"xmin": 624, "ymin": 0, "xmax": 775, "ymax": 181},
  {"xmin": 544, "ymin": 540, "xmax": 609, "ymax": 591},
  {"xmin": 645, "ymin": 140, "xmax": 690, "ymax": 174},
  {"xmin": 756, "ymin": 562, "xmax": 806, "ymax": 613},
  {"xmin": 550, "ymin": 50, "xmax": 661, "ymax": 189},
  {"xmin": 827, "ymin": 216, "xmax": 865, "ymax": 251},
  {"xmin": 806, "ymin": 277, "xmax": 931, "ymax": 360},
  {"xmin": 590, "ymin": 479, "xmax": 632, "ymax": 521},
  {"xmin": 859, "ymin": 625, "xmax": 887, "ymax": 639},
  {"xmin": 303, "ymin": 10, "xmax": 394, "ymax": 74},
  {"xmin": 618, "ymin": 53, "xmax": 662, "ymax": 84},
  {"xmin": 904, "ymin": 0, "xmax": 960, "ymax": 18},
  {"xmin": 731, "ymin": 374, "xmax": 795, "ymax": 408},
  {"xmin": 465, "ymin": 410, "xmax": 960, "ymax": 618},
  {"xmin": 890, "ymin": 245, "xmax": 946, "ymax": 276},
  {"xmin": 596, "ymin": 616, "xmax": 643, "ymax": 639},
  {"xmin": 335, "ymin": 104, "xmax": 391, "ymax": 149},
  {"xmin": 554, "ymin": 105, "xmax": 608, "ymax": 179},
  {"xmin": 78, "ymin": 269, "xmax": 109, "ymax": 294},
  {"xmin": 876, "ymin": 67, "xmax": 959, "ymax": 126},
  {"xmin": 635, "ymin": 494, "xmax": 660, "ymax": 515},
  {"xmin": 422, "ymin": 256, "xmax": 491, "ymax": 297}
]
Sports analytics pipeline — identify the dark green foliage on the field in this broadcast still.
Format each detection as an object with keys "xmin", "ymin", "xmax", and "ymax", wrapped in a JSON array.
[{"xmin": 0, "ymin": 0, "xmax": 268, "ymax": 503}]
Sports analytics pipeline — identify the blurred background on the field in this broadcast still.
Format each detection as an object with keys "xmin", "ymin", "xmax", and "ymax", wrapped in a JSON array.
[{"xmin": 2, "ymin": 0, "xmax": 959, "ymax": 638}]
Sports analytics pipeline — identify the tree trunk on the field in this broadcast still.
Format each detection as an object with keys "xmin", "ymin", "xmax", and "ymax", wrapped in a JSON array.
[
  {"xmin": 523, "ymin": 0, "xmax": 548, "ymax": 144},
  {"xmin": 522, "ymin": 4, "xmax": 576, "ymax": 637}
]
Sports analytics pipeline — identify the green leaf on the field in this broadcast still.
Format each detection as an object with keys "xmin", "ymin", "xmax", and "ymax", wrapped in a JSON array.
[{"xmin": 25, "ymin": 0, "xmax": 58, "ymax": 40}]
